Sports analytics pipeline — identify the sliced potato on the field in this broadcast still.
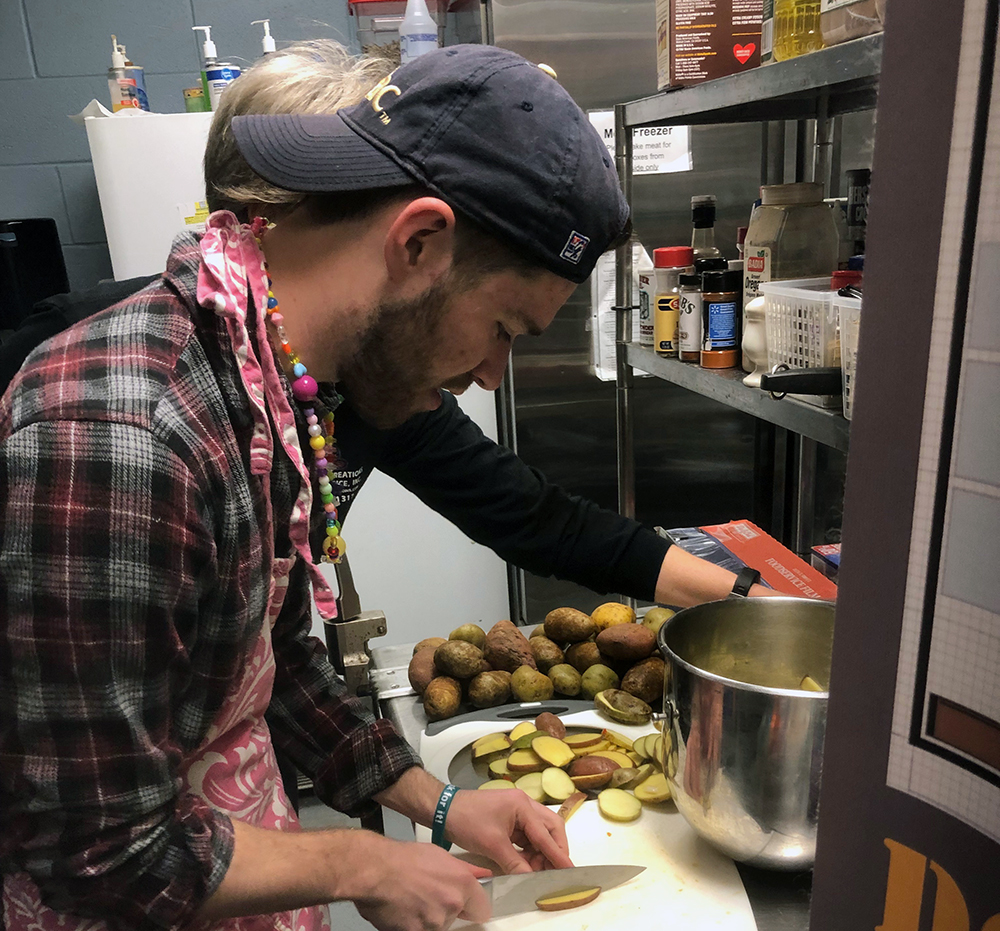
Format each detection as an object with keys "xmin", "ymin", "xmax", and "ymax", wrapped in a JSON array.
[
  {"xmin": 595, "ymin": 689, "xmax": 653, "ymax": 726},
  {"xmin": 799, "ymin": 675, "xmax": 825, "ymax": 692},
  {"xmin": 572, "ymin": 740, "xmax": 611, "ymax": 757},
  {"xmin": 507, "ymin": 749, "xmax": 546, "ymax": 774},
  {"xmin": 568, "ymin": 755, "xmax": 619, "ymax": 790},
  {"xmin": 623, "ymin": 763, "xmax": 655, "ymax": 788},
  {"xmin": 589, "ymin": 749, "xmax": 634, "ymax": 769},
  {"xmin": 532, "ymin": 735, "xmax": 575, "ymax": 769},
  {"xmin": 557, "ymin": 790, "xmax": 587, "ymax": 822},
  {"xmin": 540, "ymin": 766, "xmax": 577, "ymax": 803},
  {"xmin": 472, "ymin": 733, "xmax": 512, "ymax": 759},
  {"xmin": 535, "ymin": 712, "xmax": 567, "ymax": 739},
  {"xmin": 509, "ymin": 721, "xmax": 537, "ymax": 742},
  {"xmin": 488, "ymin": 757, "xmax": 513, "ymax": 780},
  {"xmin": 515, "ymin": 771, "xmax": 546, "ymax": 802},
  {"xmin": 609, "ymin": 767, "xmax": 639, "ymax": 789},
  {"xmin": 510, "ymin": 729, "xmax": 546, "ymax": 750},
  {"xmin": 626, "ymin": 751, "xmax": 642, "ymax": 765},
  {"xmin": 597, "ymin": 788, "xmax": 643, "ymax": 822},
  {"xmin": 632, "ymin": 735, "xmax": 651, "ymax": 761},
  {"xmin": 472, "ymin": 731, "xmax": 509, "ymax": 750},
  {"xmin": 633, "ymin": 771, "xmax": 671, "ymax": 803},
  {"xmin": 479, "ymin": 779, "xmax": 519, "ymax": 791},
  {"xmin": 601, "ymin": 729, "xmax": 634, "ymax": 752},
  {"xmin": 536, "ymin": 886, "xmax": 601, "ymax": 911},
  {"xmin": 649, "ymin": 735, "xmax": 664, "ymax": 770},
  {"xmin": 563, "ymin": 732, "xmax": 604, "ymax": 749}
]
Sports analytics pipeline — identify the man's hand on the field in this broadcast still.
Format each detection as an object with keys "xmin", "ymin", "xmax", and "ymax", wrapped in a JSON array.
[
  {"xmin": 443, "ymin": 786, "xmax": 574, "ymax": 874},
  {"xmin": 352, "ymin": 834, "xmax": 492, "ymax": 931}
]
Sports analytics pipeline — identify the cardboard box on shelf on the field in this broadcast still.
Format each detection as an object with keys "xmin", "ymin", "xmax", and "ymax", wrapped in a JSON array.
[{"xmin": 656, "ymin": 0, "xmax": 764, "ymax": 90}]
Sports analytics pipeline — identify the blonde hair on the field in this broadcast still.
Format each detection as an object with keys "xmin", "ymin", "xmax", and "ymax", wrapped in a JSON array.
[{"xmin": 204, "ymin": 40, "xmax": 393, "ymax": 218}]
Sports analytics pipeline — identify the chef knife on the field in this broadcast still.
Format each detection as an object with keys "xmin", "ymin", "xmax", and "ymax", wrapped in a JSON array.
[{"xmin": 479, "ymin": 864, "xmax": 645, "ymax": 918}]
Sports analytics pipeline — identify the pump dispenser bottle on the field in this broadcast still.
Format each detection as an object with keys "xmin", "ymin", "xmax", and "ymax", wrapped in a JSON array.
[
  {"xmin": 193, "ymin": 26, "xmax": 241, "ymax": 110},
  {"xmin": 252, "ymin": 19, "xmax": 276, "ymax": 56},
  {"xmin": 400, "ymin": 0, "xmax": 438, "ymax": 62}
]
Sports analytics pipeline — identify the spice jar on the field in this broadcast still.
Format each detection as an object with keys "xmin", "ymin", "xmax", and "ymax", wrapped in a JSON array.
[
  {"xmin": 678, "ymin": 274, "xmax": 702, "ymax": 362},
  {"xmin": 653, "ymin": 246, "xmax": 695, "ymax": 357},
  {"xmin": 701, "ymin": 270, "xmax": 742, "ymax": 369}
]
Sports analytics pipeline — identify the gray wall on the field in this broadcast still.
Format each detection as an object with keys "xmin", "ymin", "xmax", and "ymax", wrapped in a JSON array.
[{"xmin": 0, "ymin": 0, "xmax": 359, "ymax": 291}]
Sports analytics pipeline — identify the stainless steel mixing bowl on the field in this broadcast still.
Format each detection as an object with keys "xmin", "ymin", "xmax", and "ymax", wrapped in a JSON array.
[{"xmin": 657, "ymin": 597, "xmax": 835, "ymax": 870}]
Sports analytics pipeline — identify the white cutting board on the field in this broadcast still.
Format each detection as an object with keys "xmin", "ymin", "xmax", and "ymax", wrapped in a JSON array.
[{"xmin": 416, "ymin": 710, "xmax": 758, "ymax": 930}]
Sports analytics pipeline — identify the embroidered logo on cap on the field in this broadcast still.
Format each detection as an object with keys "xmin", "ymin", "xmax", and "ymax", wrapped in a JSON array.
[
  {"xmin": 560, "ymin": 230, "xmax": 590, "ymax": 265},
  {"xmin": 366, "ymin": 73, "xmax": 401, "ymax": 125}
]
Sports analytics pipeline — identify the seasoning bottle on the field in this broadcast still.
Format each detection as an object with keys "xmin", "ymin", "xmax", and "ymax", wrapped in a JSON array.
[
  {"xmin": 773, "ymin": 0, "xmax": 825, "ymax": 61},
  {"xmin": 677, "ymin": 274, "xmax": 702, "ymax": 362},
  {"xmin": 701, "ymin": 270, "xmax": 742, "ymax": 369},
  {"xmin": 636, "ymin": 246, "xmax": 656, "ymax": 349},
  {"xmin": 695, "ymin": 255, "xmax": 727, "ymax": 275},
  {"xmin": 653, "ymin": 246, "xmax": 695, "ymax": 357},
  {"xmin": 690, "ymin": 196, "xmax": 722, "ymax": 263}
]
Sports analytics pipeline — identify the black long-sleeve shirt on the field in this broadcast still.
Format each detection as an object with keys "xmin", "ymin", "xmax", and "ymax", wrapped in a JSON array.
[{"xmin": 1, "ymin": 277, "xmax": 671, "ymax": 601}]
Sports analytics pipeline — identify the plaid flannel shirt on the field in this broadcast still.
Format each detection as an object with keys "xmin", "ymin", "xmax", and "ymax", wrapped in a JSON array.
[{"xmin": 0, "ymin": 233, "xmax": 421, "ymax": 929}]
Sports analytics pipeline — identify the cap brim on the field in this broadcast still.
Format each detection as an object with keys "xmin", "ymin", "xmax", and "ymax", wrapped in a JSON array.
[{"xmin": 232, "ymin": 113, "xmax": 416, "ymax": 193}]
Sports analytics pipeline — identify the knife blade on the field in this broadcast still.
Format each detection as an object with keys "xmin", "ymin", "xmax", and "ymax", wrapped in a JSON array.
[{"xmin": 479, "ymin": 864, "xmax": 645, "ymax": 919}]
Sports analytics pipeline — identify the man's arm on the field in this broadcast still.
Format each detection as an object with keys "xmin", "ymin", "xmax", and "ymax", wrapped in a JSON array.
[{"xmin": 654, "ymin": 544, "xmax": 774, "ymax": 605}]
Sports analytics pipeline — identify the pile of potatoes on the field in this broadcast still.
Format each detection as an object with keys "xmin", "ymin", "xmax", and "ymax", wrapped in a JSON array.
[
  {"xmin": 407, "ymin": 604, "xmax": 675, "ymax": 722},
  {"xmin": 472, "ymin": 711, "xmax": 672, "ymax": 824}
]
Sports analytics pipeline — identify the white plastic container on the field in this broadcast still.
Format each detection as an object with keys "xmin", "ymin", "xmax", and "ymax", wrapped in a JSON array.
[
  {"xmin": 760, "ymin": 277, "xmax": 841, "ymax": 409},
  {"xmin": 400, "ymin": 0, "xmax": 438, "ymax": 62},
  {"xmin": 637, "ymin": 248, "xmax": 656, "ymax": 348},
  {"xmin": 835, "ymin": 293, "xmax": 862, "ymax": 419}
]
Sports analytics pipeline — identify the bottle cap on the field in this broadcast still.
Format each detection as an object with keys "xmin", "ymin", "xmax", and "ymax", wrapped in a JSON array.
[
  {"xmin": 848, "ymin": 254, "xmax": 865, "ymax": 270},
  {"xmin": 679, "ymin": 274, "xmax": 700, "ymax": 287},
  {"xmin": 110, "ymin": 35, "xmax": 127, "ymax": 70},
  {"xmin": 702, "ymin": 270, "xmax": 742, "ymax": 293},
  {"xmin": 760, "ymin": 182, "xmax": 824, "ymax": 206},
  {"xmin": 193, "ymin": 26, "xmax": 217, "ymax": 61},
  {"xmin": 691, "ymin": 194, "xmax": 716, "ymax": 207},
  {"xmin": 654, "ymin": 246, "xmax": 694, "ymax": 268},
  {"xmin": 831, "ymin": 269, "xmax": 863, "ymax": 289},
  {"xmin": 701, "ymin": 349, "xmax": 739, "ymax": 368},
  {"xmin": 695, "ymin": 256, "xmax": 727, "ymax": 273}
]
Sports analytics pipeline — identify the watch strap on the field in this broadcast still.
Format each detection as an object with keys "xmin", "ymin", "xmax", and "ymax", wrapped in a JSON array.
[{"xmin": 731, "ymin": 566, "xmax": 761, "ymax": 598}]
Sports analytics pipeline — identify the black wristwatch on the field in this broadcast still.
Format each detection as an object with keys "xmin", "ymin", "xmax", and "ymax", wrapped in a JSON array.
[{"xmin": 731, "ymin": 566, "xmax": 761, "ymax": 598}]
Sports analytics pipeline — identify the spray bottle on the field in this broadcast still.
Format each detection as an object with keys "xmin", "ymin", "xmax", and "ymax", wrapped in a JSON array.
[
  {"xmin": 193, "ymin": 26, "xmax": 242, "ymax": 111},
  {"xmin": 252, "ymin": 19, "xmax": 276, "ymax": 57},
  {"xmin": 399, "ymin": 0, "xmax": 438, "ymax": 63},
  {"xmin": 107, "ymin": 35, "xmax": 150, "ymax": 112}
]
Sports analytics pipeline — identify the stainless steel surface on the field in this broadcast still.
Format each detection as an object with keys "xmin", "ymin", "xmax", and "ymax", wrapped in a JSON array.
[
  {"xmin": 370, "ymin": 643, "xmax": 810, "ymax": 930},
  {"xmin": 370, "ymin": 663, "xmax": 416, "ymax": 700},
  {"xmin": 324, "ymin": 556, "xmax": 387, "ymax": 698},
  {"xmin": 794, "ymin": 436, "xmax": 818, "ymax": 554},
  {"xmin": 481, "ymin": 864, "xmax": 645, "ymax": 917},
  {"xmin": 658, "ymin": 598, "xmax": 835, "ymax": 870},
  {"xmin": 497, "ymin": 354, "xmax": 528, "ymax": 624},
  {"xmin": 624, "ymin": 33, "xmax": 883, "ymax": 127},
  {"xmin": 626, "ymin": 344, "xmax": 851, "ymax": 452}
]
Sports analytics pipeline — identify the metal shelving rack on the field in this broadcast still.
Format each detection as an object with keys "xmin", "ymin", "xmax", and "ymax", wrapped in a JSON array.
[{"xmin": 613, "ymin": 33, "xmax": 882, "ymax": 551}]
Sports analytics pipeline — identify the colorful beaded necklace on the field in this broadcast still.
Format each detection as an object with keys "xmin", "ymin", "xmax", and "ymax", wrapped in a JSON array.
[{"xmin": 252, "ymin": 217, "xmax": 346, "ymax": 564}]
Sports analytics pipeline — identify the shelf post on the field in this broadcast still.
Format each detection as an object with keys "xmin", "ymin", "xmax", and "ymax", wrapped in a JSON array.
[{"xmin": 614, "ymin": 103, "xmax": 637, "ymax": 601}]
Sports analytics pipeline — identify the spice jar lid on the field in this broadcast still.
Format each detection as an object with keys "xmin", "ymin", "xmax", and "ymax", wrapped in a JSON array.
[
  {"xmin": 679, "ymin": 274, "xmax": 700, "ymax": 287},
  {"xmin": 654, "ymin": 246, "xmax": 695, "ymax": 268},
  {"xmin": 760, "ymin": 182, "xmax": 824, "ymax": 206},
  {"xmin": 702, "ymin": 270, "xmax": 742, "ymax": 293},
  {"xmin": 694, "ymin": 256, "xmax": 727, "ymax": 273}
]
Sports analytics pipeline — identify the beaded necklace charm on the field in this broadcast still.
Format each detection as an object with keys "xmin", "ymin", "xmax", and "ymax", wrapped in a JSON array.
[{"xmin": 252, "ymin": 217, "xmax": 346, "ymax": 564}]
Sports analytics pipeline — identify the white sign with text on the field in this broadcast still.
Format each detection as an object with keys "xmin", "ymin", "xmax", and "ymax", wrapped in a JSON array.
[{"xmin": 589, "ymin": 109, "xmax": 692, "ymax": 175}]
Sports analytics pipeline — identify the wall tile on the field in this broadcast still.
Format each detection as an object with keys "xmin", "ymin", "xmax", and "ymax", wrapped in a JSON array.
[
  {"xmin": 0, "ymin": 165, "xmax": 71, "ymax": 243},
  {"xmin": 192, "ymin": 0, "xmax": 359, "ymax": 67},
  {"xmin": 56, "ymin": 163, "xmax": 105, "ymax": 243},
  {"xmin": 62, "ymin": 242, "xmax": 113, "ymax": 290},
  {"xmin": 23, "ymin": 0, "xmax": 199, "ymax": 77},
  {"xmin": 0, "ymin": 75, "xmax": 109, "ymax": 165},
  {"xmin": 0, "ymin": 1, "xmax": 34, "ymax": 80}
]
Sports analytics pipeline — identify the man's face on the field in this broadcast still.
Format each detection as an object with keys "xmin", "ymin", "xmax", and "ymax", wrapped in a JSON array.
[{"xmin": 339, "ymin": 267, "xmax": 576, "ymax": 429}]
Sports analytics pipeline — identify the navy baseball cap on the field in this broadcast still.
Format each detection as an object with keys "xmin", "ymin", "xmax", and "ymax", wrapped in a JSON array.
[{"xmin": 230, "ymin": 44, "xmax": 629, "ymax": 284}]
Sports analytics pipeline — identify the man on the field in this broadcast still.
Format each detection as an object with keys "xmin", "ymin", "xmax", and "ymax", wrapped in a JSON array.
[{"xmin": 0, "ymin": 43, "xmax": 766, "ymax": 931}]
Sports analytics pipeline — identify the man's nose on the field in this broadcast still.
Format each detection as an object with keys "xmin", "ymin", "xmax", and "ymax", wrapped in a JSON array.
[{"xmin": 472, "ymin": 342, "xmax": 512, "ymax": 391}]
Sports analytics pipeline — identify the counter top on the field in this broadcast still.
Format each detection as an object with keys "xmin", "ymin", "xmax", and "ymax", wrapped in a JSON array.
[{"xmin": 371, "ymin": 644, "xmax": 812, "ymax": 931}]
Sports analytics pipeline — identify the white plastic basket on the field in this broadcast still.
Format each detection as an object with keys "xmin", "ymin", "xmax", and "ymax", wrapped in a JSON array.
[
  {"xmin": 834, "ymin": 293, "xmax": 862, "ymax": 420},
  {"xmin": 760, "ymin": 277, "xmax": 841, "ymax": 409}
]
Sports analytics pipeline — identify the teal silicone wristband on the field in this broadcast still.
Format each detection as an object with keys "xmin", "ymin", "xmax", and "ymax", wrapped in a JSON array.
[{"xmin": 431, "ymin": 784, "xmax": 459, "ymax": 850}]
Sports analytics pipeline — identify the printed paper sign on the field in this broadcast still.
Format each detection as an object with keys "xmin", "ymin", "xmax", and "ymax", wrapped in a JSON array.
[{"xmin": 589, "ymin": 110, "xmax": 692, "ymax": 175}]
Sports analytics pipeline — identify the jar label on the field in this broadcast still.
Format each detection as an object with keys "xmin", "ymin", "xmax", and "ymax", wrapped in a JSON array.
[
  {"xmin": 678, "ymin": 291, "xmax": 702, "ymax": 354},
  {"xmin": 706, "ymin": 300, "xmax": 737, "ymax": 349},
  {"xmin": 743, "ymin": 244, "xmax": 771, "ymax": 312},
  {"xmin": 638, "ymin": 273, "xmax": 655, "ymax": 346},
  {"xmin": 655, "ymin": 295, "xmax": 680, "ymax": 354}
]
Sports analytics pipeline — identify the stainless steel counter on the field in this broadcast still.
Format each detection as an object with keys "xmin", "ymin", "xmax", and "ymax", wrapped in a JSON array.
[{"xmin": 370, "ymin": 644, "xmax": 811, "ymax": 931}]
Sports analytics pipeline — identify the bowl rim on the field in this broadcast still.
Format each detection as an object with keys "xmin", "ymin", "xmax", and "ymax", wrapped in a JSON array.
[{"xmin": 657, "ymin": 596, "xmax": 835, "ymax": 698}]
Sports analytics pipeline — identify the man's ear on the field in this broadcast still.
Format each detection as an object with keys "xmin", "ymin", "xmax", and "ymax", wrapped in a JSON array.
[{"xmin": 383, "ymin": 197, "xmax": 457, "ymax": 291}]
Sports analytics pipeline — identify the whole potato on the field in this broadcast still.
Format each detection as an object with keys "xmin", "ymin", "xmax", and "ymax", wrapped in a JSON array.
[
  {"xmin": 468, "ymin": 670, "xmax": 512, "ymax": 709},
  {"xmin": 423, "ymin": 676, "xmax": 462, "ymax": 721},
  {"xmin": 449, "ymin": 623, "xmax": 487, "ymax": 650},
  {"xmin": 543, "ymin": 607, "xmax": 597, "ymax": 643},
  {"xmin": 484, "ymin": 620, "xmax": 537, "ymax": 672},
  {"xmin": 596, "ymin": 624, "xmax": 656, "ymax": 663},
  {"xmin": 528, "ymin": 625, "xmax": 548, "ymax": 639},
  {"xmin": 413, "ymin": 636, "xmax": 447, "ymax": 656},
  {"xmin": 434, "ymin": 640, "xmax": 486, "ymax": 679},
  {"xmin": 565, "ymin": 641, "xmax": 602, "ymax": 674},
  {"xmin": 621, "ymin": 656, "xmax": 665, "ymax": 705},
  {"xmin": 581, "ymin": 663, "xmax": 620, "ymax": 700},
  {"xmin": 591, "ymin": 602, "xmax": 636, "ymax": 631},
  {"xmin": 407, "ymin": 648, "xmax": 438, "ymax": 695},
  {"xmin": 547, "ymin": 663, "xmax": 582, "ymax": 697},
  {"xmin": 510, "ymin": 665, "xmax": 555, "ymax": 702},
  {"xmin": 641, "ymin": 606, "xmax": 675, "ymax": 637},
  {"xmin": 529, "ymin": 636, "xmax": 565, "ymax": 673}
]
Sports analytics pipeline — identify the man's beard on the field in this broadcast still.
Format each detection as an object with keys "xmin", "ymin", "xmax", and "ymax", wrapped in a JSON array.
[{"xmin": 339, "ymin": 280, "xmax": 471, "ymax": 429}]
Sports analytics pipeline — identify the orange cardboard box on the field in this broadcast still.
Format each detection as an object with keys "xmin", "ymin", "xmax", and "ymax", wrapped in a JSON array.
[{"xmin": 699, "ymin": 519, "xmax": 838, "ymax": 600}]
